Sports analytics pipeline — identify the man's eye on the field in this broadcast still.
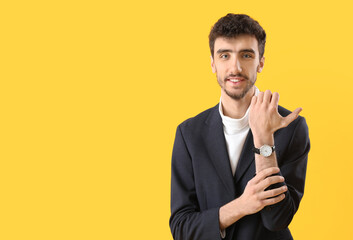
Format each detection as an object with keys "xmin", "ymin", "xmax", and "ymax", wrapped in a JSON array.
[
  {"xmin": 220, "ymin": 54, "xmax": 229, "ymax": 59},
  {"xmin": 243, "ymin": 54, "xmax": 253, "ymax": 58}
]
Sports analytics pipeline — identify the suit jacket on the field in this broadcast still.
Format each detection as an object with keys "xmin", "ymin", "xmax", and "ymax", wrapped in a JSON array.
[{"xmin": 169, "ymin": 104, "xmax": 310, "ymax": 240}]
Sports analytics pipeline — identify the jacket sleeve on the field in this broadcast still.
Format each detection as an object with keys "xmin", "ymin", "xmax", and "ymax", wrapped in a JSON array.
[
  {"xmin": 169, "ymin": 125, "xmax": 223, "ymax": 240},
  {"xmin": 260, "ymin": 117, "xmax": 310, "ymax": 231}
]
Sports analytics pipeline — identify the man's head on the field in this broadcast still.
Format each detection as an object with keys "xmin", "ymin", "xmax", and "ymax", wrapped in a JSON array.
[{"xmin": 209, "ymin": 14, "xmax": 266, "ymax": 100}]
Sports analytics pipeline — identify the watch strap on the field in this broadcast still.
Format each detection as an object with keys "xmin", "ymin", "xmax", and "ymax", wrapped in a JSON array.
[
  {"xmin": 252, "ymin": 147, "xmax": 261, "ymax": 154},
  {"xmin": 252, "ymin": 145, "xmax": 275, "ymax": 155}
]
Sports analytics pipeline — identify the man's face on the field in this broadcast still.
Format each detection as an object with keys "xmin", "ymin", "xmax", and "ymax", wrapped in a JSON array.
[{"xmin": 211, "ymin": 35, "xmax": 264, "ymax": 100}]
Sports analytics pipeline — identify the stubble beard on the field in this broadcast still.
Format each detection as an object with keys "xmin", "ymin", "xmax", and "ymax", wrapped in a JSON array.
[{"xmin": 217, "ymin": 74, "xmax": 256, "ymax": 100}]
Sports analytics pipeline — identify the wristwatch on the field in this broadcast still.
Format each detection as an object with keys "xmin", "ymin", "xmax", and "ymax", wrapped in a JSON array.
[{"xmin": 253, "ymin": 145, "xmax": 275, "ymax": 157}]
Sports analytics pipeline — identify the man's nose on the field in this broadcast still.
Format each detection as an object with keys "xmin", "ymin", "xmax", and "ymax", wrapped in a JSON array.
[{"xmin": 230, "ymin": 57, "xmax": 242, "ymax": 73}]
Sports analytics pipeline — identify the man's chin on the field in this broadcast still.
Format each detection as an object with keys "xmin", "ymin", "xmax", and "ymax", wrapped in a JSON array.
[
  {"xmin": 224, "ymin": 87, "xmax": 253, "ymax": 100},
  {"xmin": 226, "ymin": 92, "xmax": 246, "ymax": 100}
]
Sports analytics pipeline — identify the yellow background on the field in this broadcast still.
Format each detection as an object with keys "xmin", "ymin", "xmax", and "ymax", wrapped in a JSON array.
[{"xmin": 1, "ymin": 0, "xmax": 353, "ymax": 239}]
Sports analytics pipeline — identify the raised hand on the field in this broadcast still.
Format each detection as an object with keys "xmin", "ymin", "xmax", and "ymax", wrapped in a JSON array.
[{"xmin": 249, "ymin": 90, "xmax": 302, "ymax": 139}]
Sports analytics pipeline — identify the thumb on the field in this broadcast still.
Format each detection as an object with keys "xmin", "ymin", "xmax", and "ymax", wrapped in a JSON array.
[{"xmin": 282, "ymin": 107, "xmax": 302, "ymax": 127}]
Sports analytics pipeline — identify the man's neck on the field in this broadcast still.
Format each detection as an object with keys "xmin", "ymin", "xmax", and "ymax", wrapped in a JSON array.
[{"xmin": 221, "ymin": 87, "xmax": 255, "ymax": 119}]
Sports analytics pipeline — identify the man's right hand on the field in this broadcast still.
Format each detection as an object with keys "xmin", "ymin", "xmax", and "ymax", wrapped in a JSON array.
[
  {"xmin": 219, "ymin": 167, "xmax": 287, "ymax": 230},
  {"xmin": 238, "ymin": 167, "xmax": 287, "ymax": 215}
]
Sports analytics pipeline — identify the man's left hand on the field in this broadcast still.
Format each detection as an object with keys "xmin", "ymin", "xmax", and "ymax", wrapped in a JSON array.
[{"xmin": 249, "ymin": 90, "xmax": 302, "ymax": 143}]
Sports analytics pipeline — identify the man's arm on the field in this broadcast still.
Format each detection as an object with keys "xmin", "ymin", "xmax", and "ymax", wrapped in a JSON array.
[
  {"xmin": 258, "ymin": 117, "xmax": 310, "ymax": 231},
  {"xmin": 249, "ymin": 90, "xmax": 310, "ymax": 231},
  {"xmin": 170, "ymin": 125, "xmax": 223, "ymax": 240}
]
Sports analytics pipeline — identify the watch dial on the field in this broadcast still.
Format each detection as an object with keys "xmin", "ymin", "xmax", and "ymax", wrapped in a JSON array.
[
  {"xmin": 264, "ymin": 148, "xmax": 270, "ymax": 156},
  {"xmin": 260, "ymin": 145, "xmax": 272, "ymax": 157}
]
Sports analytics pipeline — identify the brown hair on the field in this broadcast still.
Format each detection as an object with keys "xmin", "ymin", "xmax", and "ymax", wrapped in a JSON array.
[{"xmin": 209, "ymin": 13, "xmax": 266, "ymax": 59}]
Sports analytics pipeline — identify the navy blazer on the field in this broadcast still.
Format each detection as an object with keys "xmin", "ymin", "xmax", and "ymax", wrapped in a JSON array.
[{"xmin": 170, "ymin": 104, "xmax": 310, "ymax": 240}]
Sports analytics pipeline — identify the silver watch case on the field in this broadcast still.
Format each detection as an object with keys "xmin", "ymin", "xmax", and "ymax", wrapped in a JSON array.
[{"xmin": 259, "ymin": 144, "xmax": 274, "ymax": 157}]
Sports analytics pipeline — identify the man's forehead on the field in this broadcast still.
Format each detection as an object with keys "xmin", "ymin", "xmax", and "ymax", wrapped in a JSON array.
[{"xmin": 214, "ymin": 35, "xmax": 259, "ymax": 52}]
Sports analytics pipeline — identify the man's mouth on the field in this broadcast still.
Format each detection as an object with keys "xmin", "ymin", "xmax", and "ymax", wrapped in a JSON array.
[
  {"xmin": 228, "ymin": 79, "xmax": 242, "ymax": 83},
  {"xmin": 226, "ymin": 77, "xmax": 245, "ymax": 83}
]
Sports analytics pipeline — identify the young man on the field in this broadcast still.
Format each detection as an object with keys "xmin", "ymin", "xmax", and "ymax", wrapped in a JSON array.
[{"xmin": 169, "ymin": 14, "xmax": 310, "ymax": 240}]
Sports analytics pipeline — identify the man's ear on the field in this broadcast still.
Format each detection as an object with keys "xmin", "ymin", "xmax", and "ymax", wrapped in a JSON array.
[
  {"xmin": 211, "ymin": 56, "xmax": 216, "ymax": 73},
  {"xmin": 257, "ymin": 56, "xmax": 265, "ymax": 73}
]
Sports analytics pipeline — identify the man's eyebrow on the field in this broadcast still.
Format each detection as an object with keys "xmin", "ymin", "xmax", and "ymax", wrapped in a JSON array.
[
  {"xmin": 216, "ymin": 48, "xmax": 256, "ymax": 54},
  {"xmin": 216, "ymin": 49, "xmax": 233, "ymax": 54},
  {"xmin": 239, "ymin": 48, "xmax": 256, "ymax": 54}
]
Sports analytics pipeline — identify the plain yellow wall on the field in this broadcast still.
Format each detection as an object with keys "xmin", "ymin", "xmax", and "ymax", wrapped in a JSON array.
[{"xmin": 1, "ymin": 0, "xmax": 353, "ymax": 239}]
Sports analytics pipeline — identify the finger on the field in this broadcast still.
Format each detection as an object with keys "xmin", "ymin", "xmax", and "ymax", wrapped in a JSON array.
[
  {"xmin": 263, "ymin": 90, "xmax": 272, "ymax": 104},
  {"xmin": 292, "ymin": 107, "xmax": 302, "ymax": 116},
  {"xmin": 260, "ymin": 185, "xmax": 288, "ymax": 199},
  {"xmin": 270, "ymin": 92, "xmax": 279, "ymax": 107},
  {"xmin": 257, "ymin": 91, "xmax": 264, "ymax": 103},
  {"xmin": 252, "ymin": 167, "xmax": 280, "ymax": 184},
  {"xmin": 262, "ymin": 193, "xmax": 286, "ymax": 206},
  {"xmin": 258, "ymin": 175, "xmax": 285, "ymax": 191},
  {"xmin": 250, "ymin": 95, "xmax": 257, "ymax": 106},
  {"xmin": 282, "ymin": 107, "xmax": 302, "ymax": 127}
]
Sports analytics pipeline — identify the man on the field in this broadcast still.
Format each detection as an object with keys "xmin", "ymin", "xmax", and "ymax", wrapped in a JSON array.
[{"xmin": 169, "ymin": 13, "xmax": 310, "ymax": 240}]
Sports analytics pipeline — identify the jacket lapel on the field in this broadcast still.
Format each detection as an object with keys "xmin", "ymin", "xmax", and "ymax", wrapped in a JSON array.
[
  {"xmin": 204, "ymin": 104, "xmax": 235, "ymax": 198},
  {"xmin": 234, "ymin": 130, "xmax": 255, "ymax": 183}
]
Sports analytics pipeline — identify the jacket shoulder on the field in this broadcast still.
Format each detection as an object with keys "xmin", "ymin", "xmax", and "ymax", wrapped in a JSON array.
[
  {"xmin": 177, "ymin": 104, "xmax": 218, "ymax": 131},
  {"xmin": 278, "ymin": 105, "xmax": 292, "ymax": 117}
]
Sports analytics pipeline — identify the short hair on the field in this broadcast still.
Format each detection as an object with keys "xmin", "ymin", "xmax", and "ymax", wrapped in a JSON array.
[{"xmin": 209, "ymin": 13, "xmax": 266, "ymax": 59}]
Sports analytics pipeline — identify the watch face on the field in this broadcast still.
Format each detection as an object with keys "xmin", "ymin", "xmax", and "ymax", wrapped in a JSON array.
[{"xmin": 260, "ymin": 145, "xmax": 272, "ymax": 157}]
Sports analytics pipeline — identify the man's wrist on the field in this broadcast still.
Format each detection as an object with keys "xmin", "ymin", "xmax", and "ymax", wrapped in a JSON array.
[
  {"xmin": 252, "ymin": 132, "xmax": 274, "ymax": 148},
  {"xmin": 219, "ymin": 198, "xmax": 246, "ymax": 230}
]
